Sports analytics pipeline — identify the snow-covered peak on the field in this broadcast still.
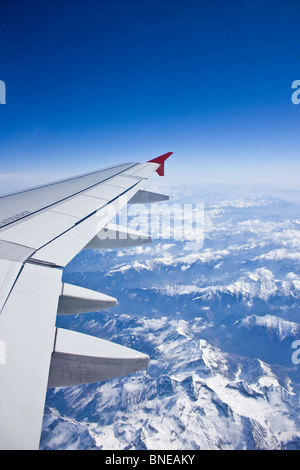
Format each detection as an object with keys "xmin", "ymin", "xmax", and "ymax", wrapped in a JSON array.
[{"xmin": 240, "ymin": 314, "xmax": 300, "ymax": 342}]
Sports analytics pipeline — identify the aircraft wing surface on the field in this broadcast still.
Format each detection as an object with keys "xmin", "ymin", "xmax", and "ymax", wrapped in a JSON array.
[{"xmin": 0, "ymin": 153, "xmax": 172, "ymax": 449}]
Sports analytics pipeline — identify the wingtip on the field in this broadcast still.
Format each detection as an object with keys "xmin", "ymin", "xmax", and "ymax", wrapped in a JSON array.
[{"xmin": 147, "ymin": 152, "xmax": 173, "ymax": 176}]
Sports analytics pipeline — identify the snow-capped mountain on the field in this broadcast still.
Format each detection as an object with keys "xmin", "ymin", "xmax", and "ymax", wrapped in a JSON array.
[{"xmin": 40, "ymin": 185, "xmax": 300, "ymax": 450}]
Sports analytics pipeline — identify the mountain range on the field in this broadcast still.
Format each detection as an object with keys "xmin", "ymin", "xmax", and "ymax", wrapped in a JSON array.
[{"xmin": 40, "ymin": 184, "xmax": 300, "ymax": 450}]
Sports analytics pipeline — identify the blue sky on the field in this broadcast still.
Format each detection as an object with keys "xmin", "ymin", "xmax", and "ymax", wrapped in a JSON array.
[{"xmin": 0, "ymin": 0, "xmax": 300, "ymax": 192}]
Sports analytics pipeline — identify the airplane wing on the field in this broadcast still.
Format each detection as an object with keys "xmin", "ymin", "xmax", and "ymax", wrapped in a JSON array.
[{"xmin": 0, "ymin": 152, "xmax": 172, "ymax": 450}]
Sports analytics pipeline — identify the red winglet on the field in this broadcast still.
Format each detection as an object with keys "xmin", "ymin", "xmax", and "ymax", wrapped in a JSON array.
[{"xmin": 148, "ymin": 152, "xmax": 173, "ymax": 176}]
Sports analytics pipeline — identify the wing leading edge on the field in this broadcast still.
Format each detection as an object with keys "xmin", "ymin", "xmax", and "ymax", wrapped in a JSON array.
[{"xmin": 0, "ymin": 152, "xmax": 172, "ymax": 449}]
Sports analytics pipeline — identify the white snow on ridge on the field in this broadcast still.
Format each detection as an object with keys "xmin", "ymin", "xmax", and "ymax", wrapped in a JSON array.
[
  {"xmin": 241, "ymin": 314, "xmax": 300, "ymax": 341},
  {"xmin": 156, "ymin": 268, "xmax": 300, "ymax": 302},
  {"xmin": 253, "ymin": 247, "xmax": 300, "ymax": 263}
]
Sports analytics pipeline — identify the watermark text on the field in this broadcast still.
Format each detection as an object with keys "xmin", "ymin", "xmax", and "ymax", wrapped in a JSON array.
[
  {"xmin": 291, "ymin": 80, "xmax": 300, "ymax": 105},
  {"xmin": 0, "ymin": 80, "xmax": 6, "ymax": 104},
  {"xmin": 95, "ymin": 197, "xmax": 204, "ymax": 246},
  {"xmin": 291, "ymin": 340, "xmax": 300, "ymax": 365}
]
